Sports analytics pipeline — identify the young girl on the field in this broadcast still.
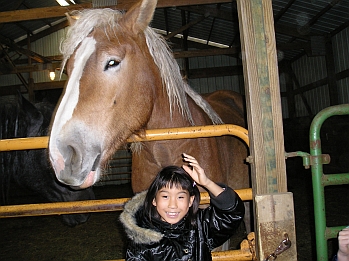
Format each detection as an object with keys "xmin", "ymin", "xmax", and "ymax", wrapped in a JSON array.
[
  {"xmin": 120, "ymin": 153, "xmax": 245, "ymax": 261},
  {"xmin": 333, "ymin": 227, "xmax": 349, "ymax": 261}
]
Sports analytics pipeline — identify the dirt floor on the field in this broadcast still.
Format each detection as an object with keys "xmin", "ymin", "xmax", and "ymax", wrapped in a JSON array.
[
  {"xmin": 0, "ymin": 183, "xmax": 133, "ymax": 261},
  {"xmin": 0, "ymin": 159, "xmax": 348, "ymax": 260}
]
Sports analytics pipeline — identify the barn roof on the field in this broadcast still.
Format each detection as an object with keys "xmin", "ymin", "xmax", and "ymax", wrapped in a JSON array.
[{"xmin": 0, "ymin": 0, "xmax": 348, "ymax": 94}]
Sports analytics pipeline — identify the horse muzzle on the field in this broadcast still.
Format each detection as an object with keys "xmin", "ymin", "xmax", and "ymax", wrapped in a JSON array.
[{"xmin": 49, "ymin": 132, "xmax": 102, "ymax": 189}]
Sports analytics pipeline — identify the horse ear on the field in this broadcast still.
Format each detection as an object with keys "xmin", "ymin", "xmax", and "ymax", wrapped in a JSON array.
[
  {"xmin": 122, "ymin": 0, "xmax": 157, "ymax": 34},
  {"xmin": 65, "ymin": 12, "xmax": 77, "ymax": 26}
]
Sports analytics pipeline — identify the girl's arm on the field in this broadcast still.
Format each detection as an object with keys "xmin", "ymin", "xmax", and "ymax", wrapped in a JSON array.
[
  {"xmin": 182, "ymin": 153, "xmax": 224, "ymax": 197},
  {"xmin": 182, "ymin": 153, "xmax": 245, "ymax": 250},
  {"xmin": 337, "ymin": 227, "xmax": 349, "ymax": 261}
]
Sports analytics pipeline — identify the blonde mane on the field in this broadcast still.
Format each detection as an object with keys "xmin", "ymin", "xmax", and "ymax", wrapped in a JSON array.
[{"xmin": 60, "ymin": 8, "xmax": 223, "ymax": 125}]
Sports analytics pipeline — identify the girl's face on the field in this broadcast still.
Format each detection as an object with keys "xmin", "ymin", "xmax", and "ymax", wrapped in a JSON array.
[{"xmin": 152, "ymin": 185, "xmax": 195, "ymax": 224}]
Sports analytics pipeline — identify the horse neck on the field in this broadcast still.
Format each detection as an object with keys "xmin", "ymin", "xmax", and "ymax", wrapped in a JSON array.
[
  {"xmin": 146, "ymin": 91, "xmax": 211, "ymax": 129},
  {"xmin": 146, "ymin": 90, "xmax": 184, "ymax": 129}
]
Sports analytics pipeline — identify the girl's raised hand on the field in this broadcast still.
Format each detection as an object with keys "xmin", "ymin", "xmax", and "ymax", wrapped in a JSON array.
[
  {"xmin": 182, "ymin": 153, "xmax": 210, "ymax": 187},
  {"xmin": 182, "ymin": 153, "xmax": 225, "ymax": 197}
]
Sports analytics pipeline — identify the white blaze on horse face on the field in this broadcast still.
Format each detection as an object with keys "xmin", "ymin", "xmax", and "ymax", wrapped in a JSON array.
[{"xmin": 49, "ymin": 37, "xmax": 96, "ymax": 178}]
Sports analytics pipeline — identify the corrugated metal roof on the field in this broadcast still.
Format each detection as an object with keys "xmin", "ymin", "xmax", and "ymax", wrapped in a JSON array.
[
  {"xmin": 153, "ymin": 0, "xmax": 349, "ymax": 61},
  {"xmin": 0, "ymin": 0, "xmax": 348, "ymax": 73}
]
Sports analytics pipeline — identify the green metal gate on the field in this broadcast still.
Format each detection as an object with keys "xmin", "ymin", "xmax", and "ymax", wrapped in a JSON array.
[{"xmin": 308, "ymin": 104, "xmax": 349, "ymax": 260}]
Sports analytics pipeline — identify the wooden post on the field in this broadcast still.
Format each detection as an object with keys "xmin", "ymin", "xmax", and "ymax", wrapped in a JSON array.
[{"xmin": 236, "ymin": 0, "xmax": 297, "ymax": 260}]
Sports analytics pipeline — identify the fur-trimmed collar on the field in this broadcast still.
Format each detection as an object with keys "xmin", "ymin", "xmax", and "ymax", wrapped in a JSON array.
[{"xmin": 120, "ymin": 190, "xmax": 164, "ymax": 244}]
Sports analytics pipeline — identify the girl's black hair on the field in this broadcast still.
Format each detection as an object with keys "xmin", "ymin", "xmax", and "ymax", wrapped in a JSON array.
[{"xmin": 143, "ymin": 165, "xmax": 201, "ymax": 226}]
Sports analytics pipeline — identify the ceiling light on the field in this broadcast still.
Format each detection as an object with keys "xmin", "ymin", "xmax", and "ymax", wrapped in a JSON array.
[
  {"xmin": 56, "ymin": 0, "xmax": 69, "ymax": 6},
  {"xmin": 49, "ymin": 71, "xmax": 56, "ymax": 81},
  {"xmin": 56, "ymin": 0, "xmax": 76, "ymax": 6}
]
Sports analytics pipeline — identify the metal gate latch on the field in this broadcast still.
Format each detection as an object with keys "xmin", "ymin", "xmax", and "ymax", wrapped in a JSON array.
[{"xmin": 265, "ymin": 233, "xmax": 291, "ymax": 261}]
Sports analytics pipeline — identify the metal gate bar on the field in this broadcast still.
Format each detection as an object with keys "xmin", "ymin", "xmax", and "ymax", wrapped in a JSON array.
[
  {"xmin": 0, "ymin": 124, "xmax": 253, "ymax": 260},
  {"xmin": 309, "ymin": 104, "xmax": 349, "ymax": 261},
  {"xmin": 0, "ymin": 189, "xmax": 252, "ymax": 218},
  {"xmin": 0, "ymin": 124, "xmax": 251, "ymax": 218},
  {"xmin": 105, "ymin": 231, "xmax": 256, "ymax": 261},
  {"xmin": 0, "ymin": 124, "xmax": 249, "ymax": 151}
]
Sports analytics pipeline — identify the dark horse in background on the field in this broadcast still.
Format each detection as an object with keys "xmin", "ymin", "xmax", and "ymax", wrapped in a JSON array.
[
  {"xmin": 0, "ymin": 92, "xmax": 94, "ymax": 226},
  {"xmin": 48, "ymin": 0, "xmax": 250, "ymax": 232}
]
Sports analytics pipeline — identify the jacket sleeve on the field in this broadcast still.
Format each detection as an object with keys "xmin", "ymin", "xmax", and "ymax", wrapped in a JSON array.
[{"xmin": 199, "ymin": 183, "xmax": 245, "ymax": 250}]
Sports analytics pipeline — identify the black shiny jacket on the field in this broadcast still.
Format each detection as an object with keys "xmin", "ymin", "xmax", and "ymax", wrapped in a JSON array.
[{"xmin": 120, "ymin": 184, "xmax": 245, "ymax": 261}]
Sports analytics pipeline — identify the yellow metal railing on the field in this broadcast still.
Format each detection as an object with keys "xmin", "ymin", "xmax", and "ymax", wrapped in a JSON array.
[
  {"xmin": 0, "ymin": 124, "xmax": 253, "ymax": 260},
  {"xmin": 0, "ymin": 124, "xmax": 249, "ymax": 151}
]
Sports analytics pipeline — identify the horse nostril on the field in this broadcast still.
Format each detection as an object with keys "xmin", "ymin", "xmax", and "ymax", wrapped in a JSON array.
[
  {"xmin": 62, "ymin": 145, "xmax": 79, "ymax": 171},
  {"xmin": 69, "ymin": 145, "xmax": 79, "ymax": 163},
  {"xmin": 63, "ymin": 145, "xmax": 74, "ymax": 164},
  {"xmin": 91, "ymin": 154, "xmax": 101, "ymax": 171}
]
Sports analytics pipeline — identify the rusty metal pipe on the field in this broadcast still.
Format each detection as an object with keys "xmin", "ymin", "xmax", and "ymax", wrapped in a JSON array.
[
  {"xmin": 0, "ymin": 124, "xmax": 249, "ymax": 151},
  {"xmin": 0, "ymin": 124, "xmax": 251, "ymax": 217},
  {"xmin": 106, "ymin": 249, "xmax": 252, "ymax": 261},
  {"xmin": 0, "ymin": 189, "xmax": 252, "ymax": 218},
  {"xmin": 105, "ymin": 232, "xmax": 255, "ymax": 261}
]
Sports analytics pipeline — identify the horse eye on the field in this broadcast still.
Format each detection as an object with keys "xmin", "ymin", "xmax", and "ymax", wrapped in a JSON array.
[{"xmin": 104, "ymin": 59, "xmax": 120, "ymax": 71}]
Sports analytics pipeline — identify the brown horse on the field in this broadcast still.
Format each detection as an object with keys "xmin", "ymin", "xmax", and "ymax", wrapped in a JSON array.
[{"xmin": 48, "ymin": 0, "xmax": 250, "ymax": 228}]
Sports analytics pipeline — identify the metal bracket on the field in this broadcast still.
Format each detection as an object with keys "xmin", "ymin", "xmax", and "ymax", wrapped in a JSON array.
[{"xmin": 285, "ymin": 151, "xmax": 331, "ymax": 169}]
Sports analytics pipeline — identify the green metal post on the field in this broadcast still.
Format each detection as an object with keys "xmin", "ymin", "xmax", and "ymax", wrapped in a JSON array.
[{"xmin": 309, "ymin": 104, "xmax": 349, "ymax": 261}]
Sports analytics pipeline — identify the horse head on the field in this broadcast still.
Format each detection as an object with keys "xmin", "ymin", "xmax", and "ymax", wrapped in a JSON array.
[{"xmin": 49, "ymin": 0, "xmax": 161, "ymax": 189}]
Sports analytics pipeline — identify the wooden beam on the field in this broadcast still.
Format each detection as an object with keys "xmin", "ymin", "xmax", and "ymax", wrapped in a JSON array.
[
  {"xmin": 0, "ymin": 3, "xmax": 92, "ymax": 23},
  {"xmin": 33, "ymin": 81, "xmax": 65, "ymax": 91},
  {"xmin": 178, "ymin": 5, "xmax": 234, "ymax": 22},
  {"xmin": 255, "ymin": 193, "xmax": 296, "ymax": 261},
  {"xmin": 274, "ymin": 0, "xmax": 295, "ymax": 23},
  {"xmin": 165, "ymin": 14, "xmax": 208, "ymax": 40},
  {"xmin": 336, "ymin": 68, "xmax": 349, "ymax": 80},
  {"xmin": 186, "ymin": 65, "xmax": 242, "ymax": 79},
  {"xmin": 236, "ymin": 0, "xmax": 297, "ymax": 259},
  {"xmin": 331, "ymin": 19, "xmax": 349, "ymax": 37},
  {"xmin": 1, "ymin": 48, "xmax": 239, "ymax": 75},
  {"xmin": 299, "ymin": 0, "xmax": 342, "ymax": 32},
  {"xmin": 283, "ymin": 67, "xmax": 349, "ymax": 97},
  {"xmin": 237, "ymin": 0, "xmax": 287, "ymax": 194},
  {"xmin": 173, "ymin": 47, "xmax": 239, "ymax": 58},
  {"xmin": 2, "ymin": 65, "xmax": 348, "ymax": 95},
  {"xmin": 9, "ymin": 55, "xmax": 65, "ymax": 66},
  {"xmin": 291, "ymin": 77, "xmax": 328, "ymax": 95},
  {"xmin": 0, "ymin": 81, "xmax": 66, "ymax": 96},
  {"xmin": 178, "ymin": 3, "xmax": 316, "ymax": 41},
  {"xmin": 0, "ymin": 63, "xmax": 241, "ymax": 78},
  {"xmin": 0, "ymin": 0, "xmax": 231, "ymax": 23},
  {"xmin": 0, "ymin": 62, "xmax": 61, "ymax": 75},
  {"xmin": 16, "ymin": 20, "xmax": 69, "ymax": 47},
  {"xmin": 0, "ymin": 35, "xmax": 51, "ymax": 63}
]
